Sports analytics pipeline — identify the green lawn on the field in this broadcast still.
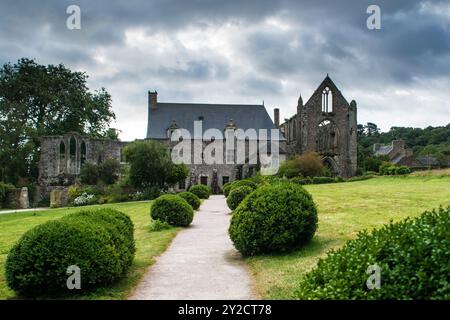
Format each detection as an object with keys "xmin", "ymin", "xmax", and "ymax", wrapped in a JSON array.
[
  {"xmin": 245, "ymin": 174, "xmax": 450, "ymax": 299},
  {"xmin": 0, "ymin": 201, "xmax": 179, "ymax": 300}
]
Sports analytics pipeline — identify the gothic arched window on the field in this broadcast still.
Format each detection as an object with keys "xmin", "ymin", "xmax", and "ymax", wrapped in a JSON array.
[
  {"xmin": 80, "ymin": 141, "xmax": 87, "ymax": 165},
  {"xmin": 69, "ymin": 137, "xmax": 77, "ymax": 156},
  {"xmin": 322, "ymin": 87, "xmax": 333, "ymax": 113},
  {"xmin": 59, "ymin": 141, "xmax": 66, "ymax": 173}
]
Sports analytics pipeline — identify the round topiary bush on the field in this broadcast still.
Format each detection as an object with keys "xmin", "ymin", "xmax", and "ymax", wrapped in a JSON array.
[
  {"xmin": 5, "ymin": 208, "xmax": 135, "ymax": 297},
  {"xmin": 226, "ymin": 185, "xmax": 254, "ymax": 211},
  {"xmin": 295, "ymin": 206, "xmax": 450, "ymax": 300},
  {"xmin": 178, "ymin": 191, "xmax": 201, "ymax": 210},
  {"xmin": 228, "ymin": 182, "xmax": 318, "ymax": 256},
  {"xmin": 226, "ymin": 180, "xmax": 257, "ymax": 197},
  {"xmin": 188, "ymin": 184, "xmax": 211, "ymax": 199},
  {"xmin": 223, "ymin": 182, "xmax": 234, "ymax": 197},
  {"xmin": 150, "ymin": 194, "xmax": 194, "ymax": 227}
]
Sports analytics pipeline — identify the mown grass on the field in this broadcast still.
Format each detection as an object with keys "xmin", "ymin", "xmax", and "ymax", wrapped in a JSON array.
[
  {"xmin": 0, "ymin": 201, "xmax": 179, "ymax": 300},
  {"xmin": 245, "ymin": 174, "xmax": 450, "ymax": 299}
]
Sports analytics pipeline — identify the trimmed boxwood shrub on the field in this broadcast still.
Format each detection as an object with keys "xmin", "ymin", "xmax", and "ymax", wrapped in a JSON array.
[
  {"xmin": 5, "ymin": 208, "xmax": 135, "ymax": 297},
  {"xmin": 178, "ymin": 191, "xmax": 201, "ymax": 210},
  {"xmin": 188, "ymin": 184, "xmax": 211, "ymax": 199},
  {"xmin": 395, "ymin": 165, "xmax": 411, "ymax": 175},
  {"xmin": 295, "ymin": 206, "xmax": 450, "ymax": 300},
  {"xmin": 225, "ymin": 179, "xmax": 258, "ymax": 197},
  {"xmin": 223, "ymin": 182, "xmax": 234, "ymax": 197},
  {"xmin": 150, "ymin": 194, "xmax": 194, "ymax": 227},
  {"xmin": 228, "ymin": 182, "xmax": 318, "ymax": 256},
  {"xmin": 226, "ymin": 186, "xmax": 254, "ymax": 211}
]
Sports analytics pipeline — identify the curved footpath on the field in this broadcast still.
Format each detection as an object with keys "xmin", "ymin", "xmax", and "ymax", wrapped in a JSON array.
[{"xmin": 129, "ymin": 195, "xmax": 255, "ymax": 300}]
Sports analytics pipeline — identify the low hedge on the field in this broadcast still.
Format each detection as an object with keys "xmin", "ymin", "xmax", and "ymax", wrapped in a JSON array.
[
  {"xmin": 188, "ymin": 184, "xmax": 211, "ymax": 199},
  {"xmin": 5, "ymin": 208, "xmax": 135, "ymax": 297},
  {"xmin": 290, "ymin": 176, "xmax": 344, "ymax": 185},
  {"xmin": 379, "ymin": 163, "xmax": 411, "ymax": 176},
  {"xmin": 178, "ymin": 191, "xmax": 201, "ymax": 210},
  {"xmin": 226, "ymin": 186, "xmax": 254, "ymax": 211},
  {"xmin": 229, "ymin": 182, "xmax": 318, "ymax": 256},
  {"xmin": 295, "ymin": 206, "xmax": 450, "ymax": 299},
  {"xmin": 150, "ymin": 194, "xmax": 194, "ymax": 227}
]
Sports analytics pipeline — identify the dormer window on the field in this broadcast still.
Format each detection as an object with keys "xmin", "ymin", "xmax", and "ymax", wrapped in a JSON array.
[{"xmin": 166, "ymin": 119, "xmax": 179, "ymax": 138}]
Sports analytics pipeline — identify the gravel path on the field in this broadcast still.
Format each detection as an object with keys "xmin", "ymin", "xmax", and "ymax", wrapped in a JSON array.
[
  {"xmin": 129, "ymin": 195, "xmax": 255, "ymax": 300},
  {"xmin": 0, "ymin": 207, "xmax": 49, "ymax": 215}
]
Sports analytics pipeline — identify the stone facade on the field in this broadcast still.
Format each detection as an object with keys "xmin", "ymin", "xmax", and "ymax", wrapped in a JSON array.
[
  {"xmin": 145, "ymin": 92, "xmax": 287, "ymax": 193},
  {"xmin": 280, "ymin": 75, "xmax": 358, "ymax": 177},
  {"xmin": 155, "ymin": 133, "xmax": 286, "ymax": 193}
]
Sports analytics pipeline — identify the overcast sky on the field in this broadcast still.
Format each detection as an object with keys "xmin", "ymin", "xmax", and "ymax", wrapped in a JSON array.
[{"xmin": 1, "ymin": 0, "xmax": 449, "ymax": 140}]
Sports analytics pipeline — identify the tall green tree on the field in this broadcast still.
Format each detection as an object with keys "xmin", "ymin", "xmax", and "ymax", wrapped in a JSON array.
[
  {"xmin": 124, "ymin": 140, "xmax": 188, "ymax": 189},
  {"xmin": 0, "ymin": 58, "xmax": 116, "ymax": 184}
]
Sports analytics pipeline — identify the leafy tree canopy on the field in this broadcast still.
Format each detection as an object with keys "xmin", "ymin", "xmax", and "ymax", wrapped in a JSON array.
[
  {"xmin": 357, "ymin": 122, "xmax": 450, "ymax": 173},
  {"xmin": 123, "ymin": 140, "xmax": 188, "ymax": 189},
  {"xmin": 0, "ymin": 58, "xmax": 116, "ymax": 184}
]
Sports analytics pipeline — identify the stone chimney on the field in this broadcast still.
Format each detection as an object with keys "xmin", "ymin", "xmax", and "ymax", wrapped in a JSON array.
[
  {"xmin": 274, "ymin": 108, "xmax": 280, "ymax": 127},
  {"xmin": 148, "ymin": 91, "xmax": 157, "ymax": 110},
  {"xmin": 392, "ymin": 139, "xmax": 406, "ymax": 154}
]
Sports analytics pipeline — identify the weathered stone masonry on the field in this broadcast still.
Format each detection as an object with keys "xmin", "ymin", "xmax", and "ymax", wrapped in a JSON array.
[
  {"xmin": 38, "ymin": 132, "xmax": 128, "ymax": 198},
  {"xmin": 280, "ymin": 75, "xmax": 357, "ymax": 177}
]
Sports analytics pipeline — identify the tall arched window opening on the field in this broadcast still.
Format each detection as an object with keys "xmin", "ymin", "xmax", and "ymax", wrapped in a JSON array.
[
  {"xmin": 80, "ymin": 141, "xmax": 86, "ymax": 166},
  {"xmin": 317, "ymin": 120, "xmax": 338, "ymax": 155},
  {"xmin": 322, "ymin": 87, "xmax": 333, "ymax": 113},
  {"xmin": 59, "ymin": 141, "xmax": 66, "ymax": 173}
]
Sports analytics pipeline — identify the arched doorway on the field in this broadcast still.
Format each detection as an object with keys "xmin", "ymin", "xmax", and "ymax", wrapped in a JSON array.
[{"xmin": 322, "ymin": 157, "xmax": 339, "ymax": 176}]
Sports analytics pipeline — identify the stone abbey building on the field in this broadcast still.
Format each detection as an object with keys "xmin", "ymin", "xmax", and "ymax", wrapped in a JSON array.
[
  {"xmin": 37, "ymin": 75, "xmax": 357, "ymax": 197},
  {"xmin": 280, "ymin": 75, "xmax": 358, "ymax": 177}
]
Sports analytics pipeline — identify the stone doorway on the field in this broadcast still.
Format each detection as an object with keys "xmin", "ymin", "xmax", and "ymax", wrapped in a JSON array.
[{"xmin": 323, "ymin": 157, "xmax": 339, "ymax": 176}]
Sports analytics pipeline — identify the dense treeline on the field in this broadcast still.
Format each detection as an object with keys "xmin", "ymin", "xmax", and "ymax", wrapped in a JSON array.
[{"xmin": 357, "ymin": 123, "xmax": 450, "ymax": 172}]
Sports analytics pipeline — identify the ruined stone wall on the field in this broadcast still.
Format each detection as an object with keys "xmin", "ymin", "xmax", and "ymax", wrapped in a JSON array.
[
  {"xmin": 282, "ymin": 77, "xmax": 357, "ymax": 177},
  {"xmin": 38, "ymin": 132, "xmax": 128, "ymax": 189},
  {"xmin": 5, "ymin": 187, "xmax": 29, "ymax": 209}
]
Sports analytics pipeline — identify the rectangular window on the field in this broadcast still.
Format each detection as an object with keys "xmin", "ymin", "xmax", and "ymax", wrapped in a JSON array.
[
  {"xmin": 200, "ymin": 176, "xmax": 208, "ymax": 185},
  {"xmin": 222, "ymin": 176, "xmax": 229, "ymax": 186},
  {"xmin": 178, "ymin": 179, "xmax": 186, "ymax": 190}
]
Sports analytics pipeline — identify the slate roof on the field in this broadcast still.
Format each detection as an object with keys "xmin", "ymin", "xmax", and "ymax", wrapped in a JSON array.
[
  {"xmin": 415, "ymin": 156, "xmax": 439, "ymax": 166},
  {"xmin": 146, "ymin": 102, "xmax": 282, "ymax": 140},
  {"xmin": 391, "ymin": 154, "xmax": 404, "ymax": 165},
  {"xmin": 374, "ymin": 145, "xmax": 393, "ymax": 156}
]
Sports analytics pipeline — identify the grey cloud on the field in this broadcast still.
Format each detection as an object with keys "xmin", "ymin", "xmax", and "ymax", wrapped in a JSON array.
[{"xmin": 0, "ymin": 0, "xmax": 449, "ymax": 139}]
